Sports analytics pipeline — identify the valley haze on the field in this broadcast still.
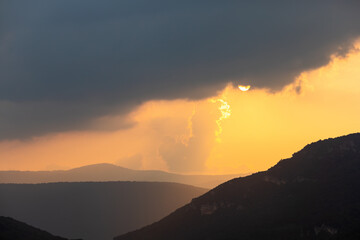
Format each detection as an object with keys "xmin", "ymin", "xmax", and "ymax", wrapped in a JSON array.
[{"xmin": 0, "ymin": 164, "xmax": 246, "ymax": 189}]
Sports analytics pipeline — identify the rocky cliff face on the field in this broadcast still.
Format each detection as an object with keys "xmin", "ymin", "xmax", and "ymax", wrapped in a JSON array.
[{"xmin": 115, "ymin": 133, "xmax": 360, "ymax": 240}]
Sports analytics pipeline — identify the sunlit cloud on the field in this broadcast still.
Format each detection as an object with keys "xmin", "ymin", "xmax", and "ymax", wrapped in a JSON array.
[
  {"xmin": 180, "ymin": 108, "xmax": 196, "ymax": 146},
  {"xmin": 210, "ymin": 98, "xmax": 231, "ymax": 143}
]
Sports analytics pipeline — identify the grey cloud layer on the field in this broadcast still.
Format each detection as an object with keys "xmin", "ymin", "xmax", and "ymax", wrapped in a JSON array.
[{"xmin": 1, "ymin": 1, "xmax": 360, "ymax": 139}]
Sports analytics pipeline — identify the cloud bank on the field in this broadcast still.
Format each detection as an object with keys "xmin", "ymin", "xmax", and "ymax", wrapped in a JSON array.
[{"xmin": 1, "ymin": 1, "xmax": 360, "ymax": 139}]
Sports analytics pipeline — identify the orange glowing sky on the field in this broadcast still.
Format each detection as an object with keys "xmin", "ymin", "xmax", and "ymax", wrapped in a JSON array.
[{"xmin": 0, "ymin": 45, "xmax": 360, "ymax": 174}]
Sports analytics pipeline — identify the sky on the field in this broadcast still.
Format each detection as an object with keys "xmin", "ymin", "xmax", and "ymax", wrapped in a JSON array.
[{"xmin": 0, "ymin": 1, "xmax": 360, "ymax": 174}]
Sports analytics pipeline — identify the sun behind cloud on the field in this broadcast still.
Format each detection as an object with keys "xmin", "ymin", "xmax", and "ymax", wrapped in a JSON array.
[
  {"xmin": 0, "ymin": 45, "xmax": 360, "ymax": 174},
  {"xmin": 238, "ymin": 85, "xmax": 251, "ymax": 91}
]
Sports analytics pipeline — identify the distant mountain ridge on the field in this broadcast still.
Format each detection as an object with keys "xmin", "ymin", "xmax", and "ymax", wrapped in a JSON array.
[
  {"xmin": 116, "ymin": 133, "xmax": 360, "ymax": 240},
  {"xmin": 0, "ymin": 163, "xmax": 246, "ymax": 188},
  {"xmin": 0, "ymin": 181, "xmax": 206, "ymax": 240}
]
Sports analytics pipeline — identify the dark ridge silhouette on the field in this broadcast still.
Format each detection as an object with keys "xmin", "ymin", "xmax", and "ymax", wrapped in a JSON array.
[
  {"xmin": 0, "ymin": 216, "xmax": 70, "ymax": 240},
  {"xmin": 115, "ymin": 133, "xmax": 360, "ymax": 240},
  {"xmin": 0, "ymin": 182, "xmax": 206, "ymax": 240},
  {"xmin": 0, "ymin": 164, "xmax": 247, "ymax": 189}
]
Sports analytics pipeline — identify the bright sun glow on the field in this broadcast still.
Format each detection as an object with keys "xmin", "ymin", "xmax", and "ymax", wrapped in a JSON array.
[{"xmin": 238, "ymin": 85, "xmax": 251, "ymax": 91}]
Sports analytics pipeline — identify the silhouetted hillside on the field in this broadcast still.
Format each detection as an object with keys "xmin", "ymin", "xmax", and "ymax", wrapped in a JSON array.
[
  {"xmin": 115, "ymin": 133, "xmax": 360, "ymax": 240},
  {"xmin": 0, "ymin": 164, "xmax": 246, "ymax": 189},
  {"xmin": 0, "ymin": 182, "xmax": 206, "ymax": 240},
  {"xmin": 0, "ymin": 216, "xmax": 68, "ymax": 240}
]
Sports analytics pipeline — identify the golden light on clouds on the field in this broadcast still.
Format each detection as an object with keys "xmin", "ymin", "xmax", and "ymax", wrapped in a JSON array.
[
  {"xmin": 238, "ymin": 85, "xmax": 251, "ymax": 91},
  {"xmin": 210, "ymin": 98, "xmax": 231, "ymax": 142},
  {"xmin": 0, "ymin": 44, "xmax": 360, "ymax": 174}
]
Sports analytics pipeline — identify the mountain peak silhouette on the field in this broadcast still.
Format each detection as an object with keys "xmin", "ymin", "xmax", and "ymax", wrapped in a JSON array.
[{"xmin": 116, "ymin": 133, "xmax": 360, "ymax": 240}]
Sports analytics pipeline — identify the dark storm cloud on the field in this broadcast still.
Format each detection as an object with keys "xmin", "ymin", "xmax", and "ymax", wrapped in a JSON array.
[{"xmin": 1, "ymin": 0, "xmax": 360, "ymax": 139}]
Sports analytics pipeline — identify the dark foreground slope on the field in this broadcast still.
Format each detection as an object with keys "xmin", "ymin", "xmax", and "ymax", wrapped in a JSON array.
[
  {"xmin": 0, "ymin": 163, "xmax": 244, "ymax": 189},
  {"xmin": 0, "ymin": 216, "xmax": 69, "ymax": 240},
  {"xmin": 116, "ymin": 133, "xmax": 360, "ymax": 240},
  {"xmin": 0, "ymin": 182, "xmax": 206, "ymax": 240}
]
